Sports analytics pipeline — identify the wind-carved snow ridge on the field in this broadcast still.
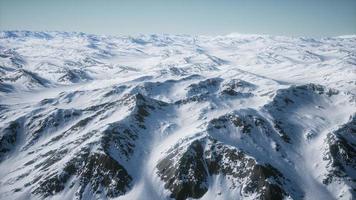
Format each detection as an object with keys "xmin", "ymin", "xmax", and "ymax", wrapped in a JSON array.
[{"xmin": 0, "ymin": 31, "xmax": 355, "ymax": 200}]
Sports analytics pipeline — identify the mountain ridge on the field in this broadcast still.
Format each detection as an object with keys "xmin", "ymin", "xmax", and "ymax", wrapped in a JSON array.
[{"xmin": 0, "ymin": 31, "xmax": 355, "ymax": 200}]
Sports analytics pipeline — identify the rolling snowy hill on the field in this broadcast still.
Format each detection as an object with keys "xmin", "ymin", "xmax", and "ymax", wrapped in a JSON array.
[{"xmin": 0, "ymin": 31, "xmax": 355, "ymax": 200}]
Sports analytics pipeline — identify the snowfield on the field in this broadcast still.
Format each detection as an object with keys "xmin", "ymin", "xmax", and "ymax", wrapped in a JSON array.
[{"xmin": 0, "ymin": 31, "xmax": 355, "ymax": 200}]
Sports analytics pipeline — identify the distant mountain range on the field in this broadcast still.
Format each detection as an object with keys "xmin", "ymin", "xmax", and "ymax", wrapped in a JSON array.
[{"xmin": 0, "ymin": 31, "xmax": 355, "ymax": 200}]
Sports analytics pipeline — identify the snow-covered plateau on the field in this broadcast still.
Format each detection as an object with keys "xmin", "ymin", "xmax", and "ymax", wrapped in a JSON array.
[{"xmin": 0, "ymin": 31, "xmax": 355, "ymax": 200}]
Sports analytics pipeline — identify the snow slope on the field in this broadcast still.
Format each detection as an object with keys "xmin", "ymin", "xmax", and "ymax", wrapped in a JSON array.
[{"xmin": 0, "ymin": 31, "xmax": 355, "ymax": 200}]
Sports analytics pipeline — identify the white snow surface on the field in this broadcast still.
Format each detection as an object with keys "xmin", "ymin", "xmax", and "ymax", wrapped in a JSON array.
[{"xmin": 0, "ymin": 31, "xmax": 355, "ymax": 200}]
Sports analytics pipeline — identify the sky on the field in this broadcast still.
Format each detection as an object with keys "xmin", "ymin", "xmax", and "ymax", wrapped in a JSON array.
[{"xmin": 0, "ymin": 0, "xmax": 355, "ymax": 37}]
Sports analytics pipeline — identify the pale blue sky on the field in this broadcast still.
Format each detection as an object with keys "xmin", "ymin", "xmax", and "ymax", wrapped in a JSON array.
[{"xmin": 0, "ymin": 0, "xmax": 355, "ymax": 36}]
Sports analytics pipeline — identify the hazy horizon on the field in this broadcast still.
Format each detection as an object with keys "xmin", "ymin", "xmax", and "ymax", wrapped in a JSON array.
[{"xmin": 1, "ymin": 0, "xmax": 356, "ymax": 37}]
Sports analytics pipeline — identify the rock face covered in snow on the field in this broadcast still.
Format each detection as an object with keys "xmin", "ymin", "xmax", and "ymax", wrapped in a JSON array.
[{"xmin": 0, "ymin": 31, "xmax": 355, "ymax": 200}]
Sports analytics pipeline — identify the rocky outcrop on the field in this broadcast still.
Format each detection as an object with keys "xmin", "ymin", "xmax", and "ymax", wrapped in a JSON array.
[{"xmin": 157, "ymin": 137, "xmax": 288, "ymax": 200}]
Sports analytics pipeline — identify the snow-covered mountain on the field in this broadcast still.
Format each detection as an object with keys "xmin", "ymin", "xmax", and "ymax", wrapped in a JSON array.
[{"xmin": 0, "ymin": 31, "xmax": 355, "ymax": 200}]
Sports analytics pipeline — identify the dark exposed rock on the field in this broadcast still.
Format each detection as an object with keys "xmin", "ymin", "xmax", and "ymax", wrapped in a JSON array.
[
  {"xmin": 221, "ymin": 88, "xmax": 239, "ymax": 96},
  {"xmin": 101, "ymin": 123, "xmax": 138, "ymax": 160},
  {"xmin": 298, "ymin": 83, "xmax": 339, "ymax": 97},
  {"xmin": 273, "ymin": 120, "xmax": 291, "ymax": 143},
  {"xmin": 33, "ymin": 149, "xmax": 132, "ymax": 199},
  {"xmin": 57, "ymin": 69, "xmax": 91, "ymax": 83},
  {"xmin": 174, "ymin": 94, "xmax": 208, "ymax": 105},
  {"xmin": 103, "ymin": 85, "xmax": 128, "ymax": 97},
  {"xmin": 0, "ymin": 121, "xmax": 21, "ymax": 161},
  {"xmin": 323, "ymin": 115, "xmax": 356, "ymax": 186},
  {"xmin": 208, "ymin": 111, "xmax": 267, "ymax": 135},
  {"xmin": 244, "ymin": 164, "xmax": 285, "ymax": 200},
  {"xmin": 34, "ymin": 148, "xmax": 70, "ymax": 171},
  {"xmin": 122, "ymin": 93, "xmax": 167, "ymax": 128},
  {"xmin": 219, "ymin": 79, "xmax": 256, "ymax": 97},
  {"xmin": 23, "ymin": 108, "xmax": 81, "ymax": 149},
  {"xmin": 157, "ymin": 140, "xmax": 208, "ymax": 200},
  {"xmin": 186, "ymin": 78, "xmax": 223, "ymax": 97},
  {"xmin": 19, "ymin": 92, "xmax": 165, "ymax": 199},
  {"xmin": 157, "ymin": 137, "xmax": 287, "ymax": 200}
]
